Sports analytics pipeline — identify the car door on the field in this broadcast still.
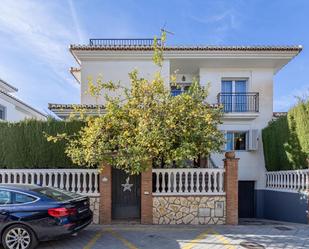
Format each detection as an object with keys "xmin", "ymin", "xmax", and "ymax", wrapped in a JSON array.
[
  {"xmin": 8, "ymin": 191, "xmax": 41, "ymax": 221},
  {"xmin": 0, "ymin": 189, "xmax": 12, "ymax": 229}
]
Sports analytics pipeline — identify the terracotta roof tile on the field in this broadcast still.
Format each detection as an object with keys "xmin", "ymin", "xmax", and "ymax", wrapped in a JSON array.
[
  {"xmin": 49, "ymin": 103, "xmax": 219, "ymax": 110},
  {"xmin": 70, "ymin": 67, "xmax": 80, "ymax": 72},
  {"xmin": 273, "ymin": 112, "xmax": 287, "ymax": 117},
  {"xmin": 48, "ymin": 103, "xmax": 105, "ymax": 110},
  {"xmin": 70, "ymin": 44, "xmax": 303, "ymax": 52}
]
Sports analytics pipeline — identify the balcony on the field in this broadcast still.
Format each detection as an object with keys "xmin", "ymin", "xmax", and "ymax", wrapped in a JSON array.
[
  {"xmin": 171, "ymin": 89, "xmax": 184, "ymax": 96},
  {"xmin": 170, "ymin": 82, "xmax": 191, "ymax": 97},
  {"xmin": 217, "ymin": 92, "xmax": 259, "ymax": 113}
]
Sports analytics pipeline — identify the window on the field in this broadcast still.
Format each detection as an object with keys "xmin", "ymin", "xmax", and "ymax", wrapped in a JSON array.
[
  {"xmin": 0, "ymin": 105, "xmax": 5, "ymax": 120},
  {"xmin": 221, "ymin": 79, "xmax": 247, "ymax": 93},
  {"xmin": 0, "ymin": 191, "xmax": 37, "ymax": 205},
  {"xmin": 13, "ymin": 193, "xmax": 36, "ymax": 204},
  {"xmin": 226, "ymin": 131, "xmax": 247, "ymax": 151},
  {"xmin": 0, "ymin": 190, "xmax": 12, "ymax": 205},
  {"xmin": 221, "ymin": 79, "xmax": 248, "ymax": 112}
]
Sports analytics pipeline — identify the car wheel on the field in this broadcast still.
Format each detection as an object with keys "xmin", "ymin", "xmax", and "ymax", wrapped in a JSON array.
[{"xmin": 2, "ymin": 224, "xmax": 38, "ymax": 249}]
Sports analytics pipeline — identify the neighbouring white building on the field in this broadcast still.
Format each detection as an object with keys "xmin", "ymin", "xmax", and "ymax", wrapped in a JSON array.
[
  {"xmin": 49, "ymin": 39, "xmax": 302, "ymax": 218},
  {"xmin": 0, "ymin": 78, "xmax": 47, "ymax": 121}
]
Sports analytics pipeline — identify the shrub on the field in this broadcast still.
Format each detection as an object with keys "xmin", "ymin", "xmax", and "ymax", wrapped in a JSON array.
[
  {"xmin": 0, "ymin": 119, "xmax": 84, "ymax": 169},
  {"xmin": 262, "ymin": 99, "xmax": 309, "ymax": 171}
]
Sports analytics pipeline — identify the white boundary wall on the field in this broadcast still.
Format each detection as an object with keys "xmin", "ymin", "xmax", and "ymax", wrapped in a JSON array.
[
  {"xmin": 152, "ymin": 168, "xmax": 225, "ymax": 196},
  {"xmin": 0, "ymin": 169, "xmax": 100, "ymax": 196},
  {"xmin": 265, "ymin": 169, "xmax": 309, "ymax": 193}
]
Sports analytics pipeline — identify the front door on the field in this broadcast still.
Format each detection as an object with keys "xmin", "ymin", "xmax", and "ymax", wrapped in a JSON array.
[
  {"xmin": 112, "ymin": 168, "xmax": 141, "ymax": 220},
  {"xmin": 238, "ymin": 181, "xmax": 255, "ymax": 218}
]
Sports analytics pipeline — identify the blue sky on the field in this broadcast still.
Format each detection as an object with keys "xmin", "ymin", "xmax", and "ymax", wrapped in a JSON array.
[{"xmin": 0, "ymin": 0, "xmax": 308, "ymax": 114}]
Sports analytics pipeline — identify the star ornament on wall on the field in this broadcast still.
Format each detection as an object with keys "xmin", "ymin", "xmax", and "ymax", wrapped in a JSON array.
[{"xmin": 122, "ymin": 177, "xmax": 133, "ymax": 192}]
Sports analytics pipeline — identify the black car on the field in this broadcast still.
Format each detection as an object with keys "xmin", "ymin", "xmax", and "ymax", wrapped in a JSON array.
[{"xmin": 0, "ymin": 184, "xmax": 93, "ymax": 249}]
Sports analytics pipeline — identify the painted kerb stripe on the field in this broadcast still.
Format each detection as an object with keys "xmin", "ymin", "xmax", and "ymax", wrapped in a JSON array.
[
  {"xmin": 83, "ymin": 231, "xmax": 103, "ymax": 249},
  {"xmin": 182, "ymin": 228, "xmax": 236, "ymax": 249}
]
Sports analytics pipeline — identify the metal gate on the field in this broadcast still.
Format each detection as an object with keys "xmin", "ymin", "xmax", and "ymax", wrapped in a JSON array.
[{"xmin": 112, "ymin": 168, "xmax": 141, "ymax": 220}]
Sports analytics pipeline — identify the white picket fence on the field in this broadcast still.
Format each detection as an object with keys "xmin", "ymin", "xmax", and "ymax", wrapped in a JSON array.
[
  {"xmin": 0, "ymin": 169, "xmax": 100, "ymax": 196},
  {"xmin": 265, "ymin": 169, "xmax": 309, "ymax": 192},
  {"xmin": 152, "ymin": 168, "xmax": 225, "ymax": 196}
]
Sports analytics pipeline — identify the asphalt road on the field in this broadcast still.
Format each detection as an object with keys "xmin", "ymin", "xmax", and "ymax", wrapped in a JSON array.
[{"xmin": 34, "ymin": 221, "xmax": 309, "ymax": 249}]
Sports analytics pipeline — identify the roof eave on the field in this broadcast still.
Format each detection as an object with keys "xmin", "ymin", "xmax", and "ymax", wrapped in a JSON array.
[
  {"xmin": 273, "ymin": 47, "xmax": 302, "ymax": 74},
  {"xmin": 69, "ymin": 44, "xmax": 302, "ymax": 75},
  {"xmin": 70, "ymin": 50, "xmax": 302, "ymax": 67},
  {"xmin": 0, "ymin": 79, "xmax": 18, "ymax": 93},
  {"xmin": 69, "ymin": 44, "xmax": 303, "ymax": 52},
  {"xmin": 70, "ymin": 67, "xmax": 81, "ymax": 84},
  {"xmin": 69, "ymin": 46, "xmax": 81, "ymax": 66},
  {"xmin": 48, "ymin": 105, "xmax": 106, "ymax": 120},
  {"xmin": 0, "ymin": 91, "xmax": 47, "ymax": 119}
]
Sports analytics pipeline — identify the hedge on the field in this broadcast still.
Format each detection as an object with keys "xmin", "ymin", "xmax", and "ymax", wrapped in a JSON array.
[
  {"xmin": 0, "ymin": 119, "xmax": 84, "ymax": 169},
  {"xmin": 262, "ymin": 100, "xmax": 309, "ymax": 171}
]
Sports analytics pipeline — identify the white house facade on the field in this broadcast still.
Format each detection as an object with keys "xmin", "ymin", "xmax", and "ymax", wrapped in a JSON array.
[
  {"xmin": 49, "ymin": 39, "xmax": 302, "ymax": 219},
  {"xmin": 0, "ymin": 78, "xmax": 46, "ymax": 121}
]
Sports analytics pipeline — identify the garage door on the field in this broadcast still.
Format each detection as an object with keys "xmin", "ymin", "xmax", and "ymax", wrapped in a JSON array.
[{"xmin": 239, "ymin": 181, "xmax": 255, "ymax": 218}]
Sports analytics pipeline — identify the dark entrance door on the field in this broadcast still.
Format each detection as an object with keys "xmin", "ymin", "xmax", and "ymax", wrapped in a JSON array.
[
  {"xmin": 112, "ymin": 168, "xmax": 141, "ymax": 220},
  {"xmin": 238, "ymin": 181, "xmax": 255, "ymax": 218}
]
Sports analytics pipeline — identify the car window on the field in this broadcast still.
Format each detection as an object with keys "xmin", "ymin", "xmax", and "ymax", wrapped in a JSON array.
[
  {"xmin": 32, "ymin": 187, "xmax": 81, "ymax": 202},
  {"xmin": 13, "ymin": 193, "xmax": 36, "ymax": 204},
  {"xmin": 0, "ymin": 190, "xmax": 12, "ymax": 205}
]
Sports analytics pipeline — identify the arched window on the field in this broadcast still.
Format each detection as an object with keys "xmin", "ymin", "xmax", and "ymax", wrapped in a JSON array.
[{"xmin": 0, "ymin": 104, "xmax": 6, "ymax": 120}]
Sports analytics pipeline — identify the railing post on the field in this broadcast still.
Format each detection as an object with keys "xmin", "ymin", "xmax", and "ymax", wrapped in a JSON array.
[
  {"xmin": 99, "ymin": 163, "xmax": 112, "ymax": 224},
  {"xmin": 88, "ymin": 38, "xmax": 160, "ymax": 47},
  {"xmin": 224, "ymin": 151, "xmax": 239, "ymax": 225}
]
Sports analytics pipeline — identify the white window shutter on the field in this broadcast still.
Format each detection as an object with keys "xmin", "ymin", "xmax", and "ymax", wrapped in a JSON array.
[
  {"xmin": 245, "ymin": 132, "xmax": 249, "ymax": 150},
  {"xmin": 248, "ymin": 129, "xmax": 259, "ymax": 151}
]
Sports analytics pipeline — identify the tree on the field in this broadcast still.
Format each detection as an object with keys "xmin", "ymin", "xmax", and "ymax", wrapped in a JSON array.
[{"xmin": 47, "ymin": 32, "xmax": 224, "ymax": 174}]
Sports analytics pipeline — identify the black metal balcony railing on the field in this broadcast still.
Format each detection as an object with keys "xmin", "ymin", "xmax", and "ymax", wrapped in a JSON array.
[
  {"xmin": 89, "ymin": 38, "xmax": 161, "ymax": 46},
  {"xmin": 217, "ymin": 92, "xmax": 259, "ymax": 113}
]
